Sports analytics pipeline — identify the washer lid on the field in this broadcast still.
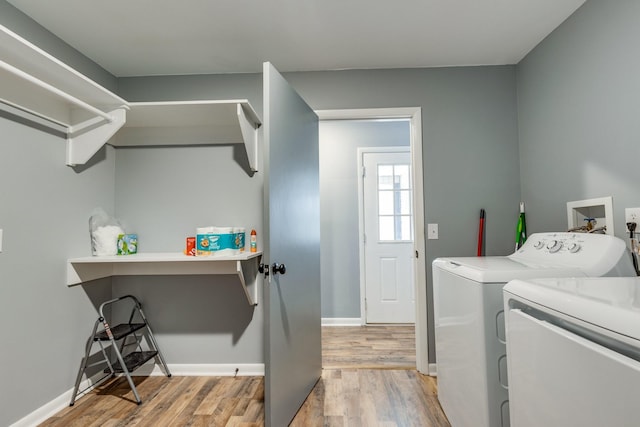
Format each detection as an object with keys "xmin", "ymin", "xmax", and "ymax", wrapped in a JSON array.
[
  {"xmin": 433, "ymin": 256, "xmax": 583, "ymax": 283},
  {"xmin": 504, "ymin": 277, "xmax": 640, "ymax": 341}
]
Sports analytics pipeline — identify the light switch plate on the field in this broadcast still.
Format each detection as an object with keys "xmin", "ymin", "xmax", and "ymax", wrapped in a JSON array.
[
  {"xmin": 0, "ymin": 229, "xmax": 3, "ymax": 252},
  {"xmin": 428, "ymin": 223, "xmax": 439, "ymax": 240}
]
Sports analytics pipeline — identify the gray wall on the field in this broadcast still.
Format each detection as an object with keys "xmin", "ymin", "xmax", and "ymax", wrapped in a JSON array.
[
  {"xmin": 112, "ymin": 145, "xmax": 264, "ymax": 363},
  {"xmin": 286, "ymin": 67, "xmax": 520, "ymax": 261},
  {"xmin": 0, "ymin": 116, "xmax": 115, "ymax": 426},
  {"xmin": 319, "ymin": 119, "xmax": 410, "ymax": 318},
  {"xmin": 0, "ymin": 3, "xmax": 117, "ymax": 425},
  {"xmin": 517, "ymin": 0, "xmax": 640, "ymax": 239}
]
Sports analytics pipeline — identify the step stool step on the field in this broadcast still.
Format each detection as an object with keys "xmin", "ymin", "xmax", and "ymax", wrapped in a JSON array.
[
  {"xmin": 105, "ymin": 351, "xmax": 158, "ymax": 373},
  {"xmin": 94, "ymin": 323, "xmax": 146, "ymax": 341}
]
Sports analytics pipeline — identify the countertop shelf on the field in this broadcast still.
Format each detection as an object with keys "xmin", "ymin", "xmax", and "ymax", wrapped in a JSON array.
[{"xmin": 67, "ymin": 252, "xmax": 263, "ymax": 305}]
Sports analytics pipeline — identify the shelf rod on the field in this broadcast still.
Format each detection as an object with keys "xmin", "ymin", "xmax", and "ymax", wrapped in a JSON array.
[
  {"xmin": 0, "ymin": 59, "xmax": 115, "ymax": 124},
  {"xmin": 0, "ymin": 97, "xmax": 68, "ymax": 130}
]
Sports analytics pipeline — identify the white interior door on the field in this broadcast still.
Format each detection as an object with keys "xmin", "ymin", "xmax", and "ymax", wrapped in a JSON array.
[
  {"xmin": 263, "ymin": 62, "xmax": 321, "ymax": 427},
  {"xmin": 362, "ymin": 149, "xmax": 415, "ymax": 323}
]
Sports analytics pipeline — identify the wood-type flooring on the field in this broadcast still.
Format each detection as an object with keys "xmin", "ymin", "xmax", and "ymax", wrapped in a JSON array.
[
  {"xmin": 39, "ymin": 325, "xmax": 450, "ymax": 426},
  {"xmin": 322, "ymin": 325, "xmax": 416, "ymax": 369}
]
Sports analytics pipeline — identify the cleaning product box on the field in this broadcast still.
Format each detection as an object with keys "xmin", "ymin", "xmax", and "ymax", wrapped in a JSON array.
[
  {"xmin": 117, "ymin": 234, "xmax": 138, "ymax": 255},
  {"xmin": 234, "ymin": 227, "xmax": 246, "ymax": 252},
  {"xmin": 185, "ymin": 237, "xmax": 196, "ymax": 256}
]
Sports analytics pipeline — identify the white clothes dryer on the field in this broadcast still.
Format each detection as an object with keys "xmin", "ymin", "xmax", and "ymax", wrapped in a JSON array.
[
  {"xmin": 504, "ymin": 276, "xmax": 640, "ymax": 427},
  {"xmin": 432, "ymin": 232, "xmax": 635, "ymax": 427}
]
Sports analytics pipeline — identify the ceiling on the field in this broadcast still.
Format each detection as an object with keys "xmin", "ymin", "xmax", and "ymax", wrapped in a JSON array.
[{"xmin": 8, "ymin": 0, "xmax": 586, "ymax": 77}]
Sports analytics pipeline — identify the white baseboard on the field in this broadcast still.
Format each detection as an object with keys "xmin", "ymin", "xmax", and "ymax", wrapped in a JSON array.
[
  {"xmin": 321, "ymin": 317, "xmax": 362, "ymax": 326},
  {"xmin": 429, "ymin": 363, "xmax": 438, "ymax": 376},
  {"xmin": 133, "ymin": 363, "xmax": 264, "ymax": 377},
  {"xmin": 10, "ymin": 363, "xmax": 264, "ymax": 427}
]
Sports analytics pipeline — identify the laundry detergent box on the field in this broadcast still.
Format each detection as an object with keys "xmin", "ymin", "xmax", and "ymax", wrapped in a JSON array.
[{"xmin": 196, "ymin": 227, "xmax": 237, "ymax": 256}]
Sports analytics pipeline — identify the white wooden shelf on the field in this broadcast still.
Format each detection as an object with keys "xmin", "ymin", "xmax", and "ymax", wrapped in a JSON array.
[
  {"xmin": 0, "ymin": 24, "xmax": 127, "ymax": 126},
  {"xmin": 0, "ymin": 24, "xmax": 261, "ymax": 171},
  {"xmin": 67, "ymin": 252, "xmax": 263, "ymax": 306},
  {"xmin": 0, "ymin": 24, "xmax": 129, "ymax": 166},
  {"xmin": 116, "ymin": 101, "xmax": 261, "ymax": 172}
]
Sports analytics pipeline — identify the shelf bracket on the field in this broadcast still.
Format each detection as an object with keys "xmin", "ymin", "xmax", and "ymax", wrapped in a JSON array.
[
  {"xmin": 236, "ymin": 257, "xmax": 260, "ymax": 306},
  {"xmin": 237, "ymin": 103, "xmax": 259, "ymax": 173},
  {"xmin": 66, "ymin": 107, "xmax": 127, "ymax": 166}
]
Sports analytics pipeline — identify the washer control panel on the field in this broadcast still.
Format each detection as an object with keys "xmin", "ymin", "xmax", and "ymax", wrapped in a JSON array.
[
  {"xmin": 523, "ymin": 233, "xmax": 588, "ymax": 255},
  {"xmin": 511, "ymin": 232, "xmax": 632, "ymax": 274}
]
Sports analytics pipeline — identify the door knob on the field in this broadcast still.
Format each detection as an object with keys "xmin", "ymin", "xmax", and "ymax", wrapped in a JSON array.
[{"xmin": 271, "ymin": 263, "xmax": 286, "ymax": 275}]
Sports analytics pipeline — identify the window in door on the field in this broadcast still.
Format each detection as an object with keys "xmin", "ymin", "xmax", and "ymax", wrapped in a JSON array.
[{"xmin": 377, "ymin": 163, "xmax": 413, "ymax": 242}]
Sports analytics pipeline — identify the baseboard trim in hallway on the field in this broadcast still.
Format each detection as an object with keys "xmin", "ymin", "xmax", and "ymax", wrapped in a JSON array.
[{"xmin": 321, "ymin": 317, "xmax": 362, "ymax": 326}]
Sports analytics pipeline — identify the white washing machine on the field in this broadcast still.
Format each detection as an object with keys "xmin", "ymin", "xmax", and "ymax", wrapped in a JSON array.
[
  {"xmin": 504, "ymin": 277, "xmax": 640, "ymax": 427},
  {"xmin": 432, "ymin": 232, "xmax": 635, "ymax": 427}
]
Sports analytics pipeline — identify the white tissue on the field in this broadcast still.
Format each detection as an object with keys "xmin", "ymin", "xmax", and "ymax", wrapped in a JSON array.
[{"xmin": 92, "ymin": 225, "xmax": 124, "ymax": 256}]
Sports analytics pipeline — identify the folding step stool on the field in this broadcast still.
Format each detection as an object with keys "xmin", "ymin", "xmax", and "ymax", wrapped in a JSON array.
[{"xmin": 69, "ymin": 295, "xmax": 171, "ymax": 406}]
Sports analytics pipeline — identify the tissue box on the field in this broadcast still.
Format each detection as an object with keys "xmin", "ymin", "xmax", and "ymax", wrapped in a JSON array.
[{"xmin": 117, "ymin": 234, "xmax": 138, "ymax": 255}]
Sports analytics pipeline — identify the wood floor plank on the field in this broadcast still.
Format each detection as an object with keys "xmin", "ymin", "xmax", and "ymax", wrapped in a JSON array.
[
  {"xmin": 323, "ymin": 371, "xmax": 344, "ymax": 417},
  {"xmin": 342, "ymin": 369, "xmax": 363, "ymax": 427},
  {"xmin": 172, "ymin": 377, "xmax": 219, "ymax": 422},
  {"xmin": 194, "ymin": 377, "xmax": 227, "ymax": 416},
  {"xmin": 145, "ymin": 376, "xmax": 211, "ymax": 426}
]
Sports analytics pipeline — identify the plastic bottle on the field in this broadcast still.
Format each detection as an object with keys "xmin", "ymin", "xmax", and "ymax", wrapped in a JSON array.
[{"xmin": 250, "ymin": 229, "xmax": 257, "ymax": 252}]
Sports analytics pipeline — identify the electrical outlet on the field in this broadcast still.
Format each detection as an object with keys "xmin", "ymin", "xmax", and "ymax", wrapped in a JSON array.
[{"xmin": 625, "ymin": 208, "xmax": 640, "ymax": 225}]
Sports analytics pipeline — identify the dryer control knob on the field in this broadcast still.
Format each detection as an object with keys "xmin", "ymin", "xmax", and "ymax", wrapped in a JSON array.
[
  {"xmin": 547, "ymin": 240, "xmax": 562, "ymax": 253},
  {"xmin": 533, "ymin": 241, "xmax": 544, "ymax": 249},
  {"xmin": 568, "ymin": 243, "xmax": 581, "ymax": 253}
]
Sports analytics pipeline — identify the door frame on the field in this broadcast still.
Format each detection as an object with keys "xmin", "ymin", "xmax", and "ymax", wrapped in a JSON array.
[
  {"xmin": 357, "ymin": 146, "xmax": 413, "ymax": 324},
  {"xmin": 316, "ymin": 107, "xmax": 429, "ymax": 374}
]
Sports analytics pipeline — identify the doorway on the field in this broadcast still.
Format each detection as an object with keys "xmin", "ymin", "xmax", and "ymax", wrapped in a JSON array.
[{"xmin": 317, "ymin": 108, "xmax": 428, "ymax": 374}]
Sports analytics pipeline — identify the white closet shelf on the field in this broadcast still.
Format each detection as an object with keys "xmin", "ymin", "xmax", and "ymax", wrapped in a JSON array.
[
  {"xmin": 0, "ymin": 24, "xmax": 262, "ymax": 171},
  {"xmin": 0, "ymin": 25, "xmax": 127, "ymax": 125},
  {"xmin": 116, "ymin": 100, "xmax": 261, "ymax": 172},
  {"xmin": 67, "ymin": 252, "xmax": 263, "ymax": 306}
]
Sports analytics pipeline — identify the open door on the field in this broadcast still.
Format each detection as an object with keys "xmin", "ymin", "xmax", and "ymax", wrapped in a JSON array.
[{"xmin": 263, "ymin": 62, "xmax": 321, "ymax": 427}]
